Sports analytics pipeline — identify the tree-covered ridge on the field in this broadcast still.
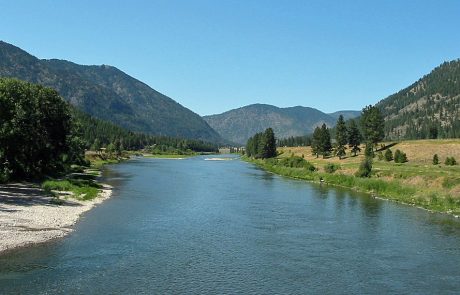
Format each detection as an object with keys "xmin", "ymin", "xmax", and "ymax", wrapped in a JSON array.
[
  {"xmin": 0, "ymin": 41, "xmax": 222, "ymax": 142},
  {"xmin": 72, "ymin": 108, "xmax": 219, "ymax": 153},
  {"xmin": 377, "ymin": 59, "xmax": 460, "ymax": 139}
]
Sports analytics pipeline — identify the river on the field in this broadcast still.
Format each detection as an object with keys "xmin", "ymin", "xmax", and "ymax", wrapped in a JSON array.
[{"xmin": 1, "ymin": 155, "xmax": 460, "ymax": 294}]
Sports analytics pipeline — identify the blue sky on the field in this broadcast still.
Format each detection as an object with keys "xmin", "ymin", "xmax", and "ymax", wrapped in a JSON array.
[{"xmin": 1, "ymin": 0, "xmax": 459, "ymax": 115}]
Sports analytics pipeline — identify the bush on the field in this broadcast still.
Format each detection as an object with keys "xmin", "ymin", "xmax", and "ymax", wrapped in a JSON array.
[
  {"xmin": 355, "ymin": 157, "xmax": 373, "ymax": 178},
  {"xmin": 394, "ymin": 149, "xmax": 408, "ymax": 163},
  {"xmin": 445, "ymin": 157, "xmax": 457, "ymax": 166},
  {"xmin": 433, "ymin": 154, "xmax": 439, "ymax": 165},
  {"xmin": 324, "ymin": 163, "xmax": 340, "ymax": 173},
  {"xmin": 364, "ymin": 144, "xmax": 374, "ymax": 158},
  {"xmin": 278, "ymin": 156, "xmax": 316, "ymax": 171},
  {"xmin": 377, "ymin": 151, "xmax": 384, "ymax": 161},
  {"xmin": 384, "ymin": 149, "xmax": 393, "ymax": 161}
]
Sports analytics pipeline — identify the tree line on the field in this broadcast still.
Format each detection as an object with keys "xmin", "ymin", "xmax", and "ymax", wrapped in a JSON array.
[
  {"xmin": 245, "ymin": 128, "xmax": 276, "ymax": 159},
  {"xmin": 73, "ymin": 109, "xmax": 218, "ymax": 154}
]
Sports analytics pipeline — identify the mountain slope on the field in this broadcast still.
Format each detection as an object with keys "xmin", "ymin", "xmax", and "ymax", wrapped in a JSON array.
[
  {"xmin": 376, "ymin": 59, "xmax": 460, "ymax": 139},
  {"xmin": 0, "ymin": 41, "xmax": 222, "ymax": 142},
  {"xmin": 203, "ymin": 104, "xmax": 341, "ymax": 144},
  {"xmin": 328, "ymin": 110, "xmax": 361, "ymax": 120}
]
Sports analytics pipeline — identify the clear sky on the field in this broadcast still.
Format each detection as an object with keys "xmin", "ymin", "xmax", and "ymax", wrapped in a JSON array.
[{"xmin": 1, "ymin": 0, "xmax": 459, "ymax": 116}]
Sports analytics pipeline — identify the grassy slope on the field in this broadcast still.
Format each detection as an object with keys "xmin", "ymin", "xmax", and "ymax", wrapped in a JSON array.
[{"xmin": 248, "ymin": 139, "xmax": 460, "ymax": 215}]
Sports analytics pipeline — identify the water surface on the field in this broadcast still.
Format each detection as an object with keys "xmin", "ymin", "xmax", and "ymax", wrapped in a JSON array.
[{"xmin": 1, "ymin": 156, "xmax": 460, "ymax": 294}]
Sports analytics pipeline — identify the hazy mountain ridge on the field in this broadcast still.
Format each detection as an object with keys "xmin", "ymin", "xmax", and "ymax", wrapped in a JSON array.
[
  {"xmin": 0, "ymin": 41, "xmax": 222, "ymax": 142},
  {"xmin": 376, "ymin": 59, "xmax": 460, "ymax": 139},
  {"xmin": 328, "ymin": 110, "xmax": 361, "ymax": 120},
  {"xmin": 204, "ymin": 104, "xmax": 359, "ymax": 144}
]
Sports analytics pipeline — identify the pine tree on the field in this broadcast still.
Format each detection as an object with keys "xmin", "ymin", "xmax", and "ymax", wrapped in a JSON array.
[
  {"xmin": 311, "ymin": 126, "xmax": 322, "ymax": 158},
  {"xmin": 361, "ymin": 105, "xmax": 385, "ymax": 150},
  {"xmin": 319, "ymin": 124, "xmax": 332, "ymax": 159},
  {"xmin": 335, "ymin": 115, "xmax": 348, "ymax": 159},
  {"xmin": 347, "ymin": 119, "xmax": 362, "ymax": 156},
  {"xmin": 261, "ymin": 128, "xmax": 276, "ymax": 159}
]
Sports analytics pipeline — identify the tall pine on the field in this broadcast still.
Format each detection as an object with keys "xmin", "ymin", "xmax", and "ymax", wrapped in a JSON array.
[
  {"xmin": 311, "ymin": 126, "xmax": 322, "ymax": 158},
  {"xmin": 335, "ymin": 115, "xmax": 348, "ymax": 159},
  {"xmin": 360, "ymin": 105, "xmax": 385, "ymax": 151},
  {"xmin": 319, "ymin": 124, "xmax": 332, "ymax": 159},
  {"xmin": 347, "ymin": 119, "xmax": 362, "ymax": 156}
]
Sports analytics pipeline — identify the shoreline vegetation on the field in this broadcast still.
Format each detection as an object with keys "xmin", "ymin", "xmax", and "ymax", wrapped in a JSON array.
[{"xmin": 243, "ymin": 139, "xmax": 460, "ymax": 217}]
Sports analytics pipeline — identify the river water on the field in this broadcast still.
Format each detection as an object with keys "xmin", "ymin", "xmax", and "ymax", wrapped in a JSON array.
[{"xmin": 1, "ymin": 155, "xmax": 460, "ymax": 294}]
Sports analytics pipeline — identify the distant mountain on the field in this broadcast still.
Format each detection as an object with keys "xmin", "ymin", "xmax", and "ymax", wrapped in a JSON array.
[
  {"xmin": 376, "ymin": 59, "xmax": 460, "ymax": 139},
  {"xmin": 0, "ymin": 41, "xmax": 222, "ymax": 142},
  {"xmin": 328, "ymin": 110, "xmax": 361, "ymax": 120},
  {"xmin": 203, "ymin": 104, "xmax": 356, "ymax": 144}
]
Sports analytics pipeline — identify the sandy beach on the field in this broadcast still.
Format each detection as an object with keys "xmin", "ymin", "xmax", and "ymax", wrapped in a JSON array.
[{"xmin": 0, "ymin": 182, "xmax": 112, "ymax": 254}]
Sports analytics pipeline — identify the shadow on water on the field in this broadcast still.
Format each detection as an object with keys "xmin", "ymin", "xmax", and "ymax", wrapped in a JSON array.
[
  {"xmin": 310, "ymin": 183, "xmax": 330, "ymax": 199},
  {"xmin": 427, "ymin": 215, "xmax": 460, "ymax": 236}
]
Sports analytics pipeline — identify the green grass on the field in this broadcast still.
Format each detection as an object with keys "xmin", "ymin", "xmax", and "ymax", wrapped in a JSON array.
[
  {"xmin": 244, "ymin": 156, "xmax": 460, "ymax": 215},
  {"xmin": 42, "ymin": 178, "xmax": 102, "ymax": 201}
]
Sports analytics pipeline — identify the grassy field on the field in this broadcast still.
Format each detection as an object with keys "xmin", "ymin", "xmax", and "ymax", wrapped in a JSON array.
[{"xmin": 247, "ymin": 139, "xmax": 460, "ymax": 215}]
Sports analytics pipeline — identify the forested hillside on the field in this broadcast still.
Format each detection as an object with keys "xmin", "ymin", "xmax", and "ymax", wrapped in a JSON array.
[
  {"xmin": 377, "ymin": 59, "xmax": 460, "ymax": 139},
  {"xmin": 0, "ymin": 41, "xmax": 222, "ymax": 142},
  {"xmin": 72, "ymin": 108, "xmax": 218, "ymax": 153},
  {"xmin": 204, "ymin": 104, "xmax": 347, "ymax": 144}
]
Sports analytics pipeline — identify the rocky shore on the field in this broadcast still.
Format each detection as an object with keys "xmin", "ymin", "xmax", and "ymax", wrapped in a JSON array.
[{"xmin": 0, "ymin": 182, "xmax": 112, "ymax": 254}]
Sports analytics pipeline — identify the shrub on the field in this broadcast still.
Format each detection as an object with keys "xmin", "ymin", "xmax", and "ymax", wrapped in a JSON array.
[
  {"xmin": 384, "ymin": 149, "xmax": 393, "ymax": 161},
  {"xmin": 445, "ymin": 157, "xmax": 457, "ymax": 166},
  {"xmin": 324, "ymin": 163, "xmax": 340, "ymax": 173},
  {"xmin": 432, "ymin": 154, "xmax": 439, "ymax": 165},
  {"xmin": 364, "ymin": 144, "xmax": 374, "ymax": 158},
  {"xmin": 394, "ymin": 149, "xmax": 408, "ymax": 163},
  {"xmin": 278, "ymin": 156, "xmax": 316, "ymax": 171},
  {"xmin": 355, "ymin": 157, "xmax": 373, "ymax": 178},
  {"xmin": 377, "ymin": 151, "xmax": 384, "ymax": 161}
]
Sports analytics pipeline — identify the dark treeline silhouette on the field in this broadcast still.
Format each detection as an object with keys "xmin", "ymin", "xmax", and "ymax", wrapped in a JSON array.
[
  {"xmin": 277, "ymin": 135, "xmax": 312, "ymax": 147},
  {"xmin": 245, "ymin": 128, "xmax": 276, "ymax": 159}
]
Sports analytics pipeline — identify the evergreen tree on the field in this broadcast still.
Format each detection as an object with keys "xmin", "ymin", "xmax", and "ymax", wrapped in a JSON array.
[
  {"xmin": 319, "ymin": 124, "xmax": 332, "ymax": 159},
  {"xmin": 261, "ymin": 128, "xmax": 276, "ymax": 158},
  {"xmin": 335, "ymin": 115, "xmax": 348, "ymax": 159},
  {"xmin": 245, "ymin": 128, "xmax": 277, "ymax": 159},
  {"xmin": 433, "ymin": 154, "xmax": 439, "ymax": 165},
  {"xmin": 360, "ymin": 105, "xmax": 385, "ymax": 150},
  {"xmin": 311, "ymin": 126, "xmax": 322, "ymax": 158},
  {"xmin": 347, "ymin": 119, "xmax": 362, "ymax": 156}
]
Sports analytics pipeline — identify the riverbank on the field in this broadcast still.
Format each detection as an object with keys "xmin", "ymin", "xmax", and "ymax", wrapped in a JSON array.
[
  {"xmin": 243, "ymin": 140, "xmax": 460, "ymax": 216},
  {"xmin": 0, "ymin": 182, "xmax": 112, "ymax": 254}
]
